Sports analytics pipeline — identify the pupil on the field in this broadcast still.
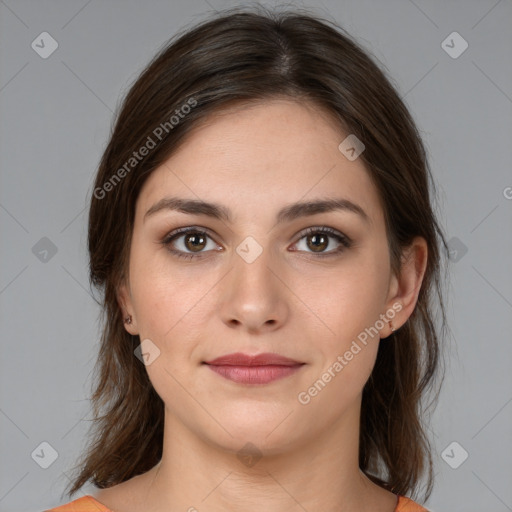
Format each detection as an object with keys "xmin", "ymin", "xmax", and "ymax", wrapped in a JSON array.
[
  {"xmin": 308, "ymin": 234, "xmax": 327, "ymax": 252},
  {"xmin": 186, "ymin": 233, "xmax": 206, "ymax": 252}
]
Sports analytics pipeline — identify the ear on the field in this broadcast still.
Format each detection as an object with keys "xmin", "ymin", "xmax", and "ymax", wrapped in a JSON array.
[
  {"xmin": 381, "ymin": 236, "xmax": 428, "ymax": 338},
  {"xmin": 117, "ymin": 279, "xmax": 139, "ymax": 335}
]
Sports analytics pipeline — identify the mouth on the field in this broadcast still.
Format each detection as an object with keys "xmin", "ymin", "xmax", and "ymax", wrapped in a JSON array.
[{"xmin": 203, "ymin": 352, "xmax": 305, "ymax": 385}]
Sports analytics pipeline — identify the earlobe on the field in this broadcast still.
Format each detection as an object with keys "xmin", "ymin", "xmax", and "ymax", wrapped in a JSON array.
[
  {"xmin": 117, "ymin": 281, "xmax": 138, "ymax": 334},
  {"xmin": 380, "ymin": 303, "xmax": 401, "ymax": 339}
]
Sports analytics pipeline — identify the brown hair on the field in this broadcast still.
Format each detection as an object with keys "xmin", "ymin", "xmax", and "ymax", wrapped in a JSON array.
[{"xmin": 65, "ymin": 4, "xmax": 449, "ymax": 503}]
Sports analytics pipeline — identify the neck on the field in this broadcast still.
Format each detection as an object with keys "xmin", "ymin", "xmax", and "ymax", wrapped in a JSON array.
[{"xmin": 136, "ymin": 400, "xmax": 395, "ymax": 512}]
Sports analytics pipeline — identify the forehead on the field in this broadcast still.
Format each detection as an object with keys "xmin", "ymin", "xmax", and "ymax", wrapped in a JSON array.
[{"xmin": 137, "ymin": 99, "xmax": 384, "ymax": 226}]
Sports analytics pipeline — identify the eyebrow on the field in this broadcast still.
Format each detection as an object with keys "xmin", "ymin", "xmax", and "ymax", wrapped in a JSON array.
[{"xmin": 144, "ymin": 196, "xmax": 371, "ymax": 225}]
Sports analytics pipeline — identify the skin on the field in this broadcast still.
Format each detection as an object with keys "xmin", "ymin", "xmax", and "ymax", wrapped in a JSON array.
[{"xmin": 93, "ymin": 98, "xmax": 428, "ymax": 512}]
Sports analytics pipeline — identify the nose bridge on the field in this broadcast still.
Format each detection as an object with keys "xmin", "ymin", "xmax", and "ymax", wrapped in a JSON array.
[
  {"xmin": 231, "ymin": 238, "xmax": 278, "ymax": 299},
  {"xmin": 219, "ymin": 237, "xmax": 288, "ymax": 330}
]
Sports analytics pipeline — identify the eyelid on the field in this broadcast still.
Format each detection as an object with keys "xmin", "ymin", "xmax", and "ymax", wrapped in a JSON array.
[
  {"xmin": 161, "ymin": 225, "xmax": 218, "ymax": 241},
  {"xmin": 294, "ymin": 225, "xmax": 352, "ymax": 245}
]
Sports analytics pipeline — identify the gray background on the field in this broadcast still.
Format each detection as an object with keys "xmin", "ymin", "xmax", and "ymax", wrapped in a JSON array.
[{"xmin": 1, "ymin": 1, "xmax": 511, "ymax": 511}]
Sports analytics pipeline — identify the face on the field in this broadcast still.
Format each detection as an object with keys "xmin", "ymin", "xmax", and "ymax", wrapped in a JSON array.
[{"xmin": 119, "ymin": 98, "xmax": 404, "ymax": 455}]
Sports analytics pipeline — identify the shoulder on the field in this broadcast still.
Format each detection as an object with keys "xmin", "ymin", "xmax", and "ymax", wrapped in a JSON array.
[
  {"xmin": 43, "ymin": 495, "xmax": 113, "ymax": 512},
  {"xmin": 395, "ymin": 495, "xmax": 431, "ymax": 512}
]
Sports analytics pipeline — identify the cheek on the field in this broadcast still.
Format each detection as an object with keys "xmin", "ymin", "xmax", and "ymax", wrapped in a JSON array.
[
  {"xmin": 131, "ymin": 269, "xmax": 176, "ymax": 336},
  {"xmin": 295, "ymin": 248, "xmax": 389, "ymax": 397},
  {"xmin": 128, "ymin": 243, "xmax": 220, "ymax": 351},
  {"xmin": 132, "ymin": 273, "xmax": 206, "ymax": 342},
  {"xmin": 129, "ymin": 238, "xmax": 176, "ymax": 318},
  {"xmin": 303, "ymin": 250, "xmax": 389, "ymax": 344}
]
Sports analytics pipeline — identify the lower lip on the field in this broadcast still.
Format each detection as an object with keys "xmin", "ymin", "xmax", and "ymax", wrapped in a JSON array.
[{"xmin": 205, "ymin": 364, "xmax": 303, "ymax": 384}]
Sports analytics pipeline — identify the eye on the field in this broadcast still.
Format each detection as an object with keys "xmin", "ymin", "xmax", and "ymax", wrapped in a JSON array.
[
  {"xmin": 291, "ymin": 226, "xmax": 352, "ymax": 257},
  {"xmin": 161, "ymin": 227, "xmax": 220, "ymax": 260}
]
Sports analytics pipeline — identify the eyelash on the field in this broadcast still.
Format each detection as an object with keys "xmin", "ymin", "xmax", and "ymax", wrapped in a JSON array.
[{"xmin": 161, "ymin": 226, "xmax": 352, "ymax": 261}]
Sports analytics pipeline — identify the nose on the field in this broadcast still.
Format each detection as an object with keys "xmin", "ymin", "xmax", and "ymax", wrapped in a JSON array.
[{"xmin": 218, "ymin": 244, "xmax": 290, "ymax": 334}]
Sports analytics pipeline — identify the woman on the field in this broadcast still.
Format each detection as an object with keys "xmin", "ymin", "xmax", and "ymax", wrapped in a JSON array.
[{"xmin": 46, "ymin": 5, "xmax": 448, "ymax": 512}]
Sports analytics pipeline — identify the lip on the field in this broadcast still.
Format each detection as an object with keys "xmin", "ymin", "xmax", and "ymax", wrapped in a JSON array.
[
  {"xmin": 203, "ymin": 352, "xmax": 305, "ymax": 384},
  {"xmin": 204, "ymin": 352, "xmax": 302, "ymax": 366}
]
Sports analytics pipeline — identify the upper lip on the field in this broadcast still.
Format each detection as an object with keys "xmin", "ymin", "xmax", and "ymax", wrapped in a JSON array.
[{"xmin": 204, "ymin": 352, "xmax": 303, "ymax": 366}]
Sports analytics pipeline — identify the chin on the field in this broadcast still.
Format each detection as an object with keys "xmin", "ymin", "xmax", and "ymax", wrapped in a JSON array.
[{"xmin": 201, "ymin": 403, "xmax": 302, "ymax": 455}]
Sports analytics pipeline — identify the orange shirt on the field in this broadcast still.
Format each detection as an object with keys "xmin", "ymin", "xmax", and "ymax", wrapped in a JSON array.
[{"xmin": 44, "ymin": 494, "xmax": 430, "ymax": 511}]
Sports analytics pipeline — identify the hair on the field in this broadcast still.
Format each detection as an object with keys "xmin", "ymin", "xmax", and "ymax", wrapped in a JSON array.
[{"xmin": 65, "ymin": 4, "xmax": 449, "ymax": 503}]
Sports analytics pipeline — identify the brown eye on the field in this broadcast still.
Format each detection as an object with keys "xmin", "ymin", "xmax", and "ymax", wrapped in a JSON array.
[
  {"xmin": 292, "ymin": 227, "xmax": 352, "ymax": 257},
  {"xmin": 162, "ymin": 227, "xmax": 220, "ymax": 260},
  {"xmin": 184, "ymin": 232, "xmax": 207, "ymax": 252},
  {"xmin": 306, "ymin": 233, "xmax": 329, "ymax": 252}
]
